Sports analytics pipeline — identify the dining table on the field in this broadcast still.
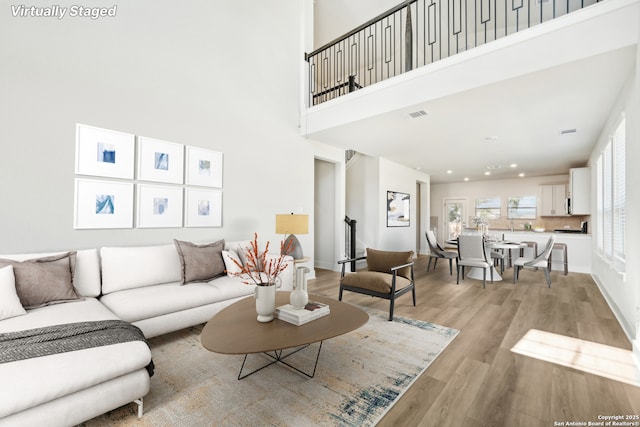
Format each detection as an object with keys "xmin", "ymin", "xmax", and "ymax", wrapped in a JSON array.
[{"xmin": 445, "ymin": 238, "xmax": 526, "ymax": 282}]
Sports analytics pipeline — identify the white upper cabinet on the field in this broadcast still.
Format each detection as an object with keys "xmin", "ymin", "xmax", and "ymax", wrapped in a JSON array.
[
  {"xmin": 540, "ymin": 184, "xmax": 568, "ymax": 216},
  {"xmin": 569, "ymin": 167, "xmax": 591, "ymax": 215}
]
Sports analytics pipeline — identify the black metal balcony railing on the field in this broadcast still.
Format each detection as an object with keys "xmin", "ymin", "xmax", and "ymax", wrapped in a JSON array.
[{"xmin": 305, "ymin": 0, "xmax": 602, "ymax": 106}]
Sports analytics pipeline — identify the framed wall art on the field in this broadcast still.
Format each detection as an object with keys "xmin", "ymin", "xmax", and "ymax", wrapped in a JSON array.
[
  {"xmin": 185, "ymin": 146, "xmax": 223, "ymax": 188},
  {"xmin": 387, "ymin": 190, "xmax": 410, "ymax": 227},
  {"xmin": 184, "ymin": 188, "xmax": 222, "ymax": 227},
  {"xmin": 74, "ymin": 178, "xmax": 134, "ymax": 229},
  {"xmin": 75, "ymin": 124, "xmax": 135, "ymax": 179},
  {"xmin": 137, "ymin": 136, "xmax": 184, "ymax": 184},
  {"xmin": 136, "ymin": 184, "xmax": 183, "ymax": 228}
]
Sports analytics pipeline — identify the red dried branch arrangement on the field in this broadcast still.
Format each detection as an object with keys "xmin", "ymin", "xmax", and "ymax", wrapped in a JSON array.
[{"xmin": 231, "ymin": 233, "xmax": 294, "ymax": 286}]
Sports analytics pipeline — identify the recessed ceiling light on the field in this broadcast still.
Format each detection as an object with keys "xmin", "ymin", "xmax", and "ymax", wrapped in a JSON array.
[
  {"xmin": 519, "ymin": 173, "xmax": 525, "ymax": 177},
  {"xmin": 446, "ymin": 170, "xmax": 453, "ymax": 174},
  {"xmin": 510, "ymin": 163, "xmax": 518, "ymax": 168},
  {"xmin": 484, "ymin": 171, "xmax": 491, "ymax": 176},
  {"xmin": 464, "ymin": 177, "xmax": 469, "ymax": 181}
]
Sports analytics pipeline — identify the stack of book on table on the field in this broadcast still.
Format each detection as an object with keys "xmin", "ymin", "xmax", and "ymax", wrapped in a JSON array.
[{"xmin": 275, "ymin": 301, "xmax": 330, "ymax": 325}]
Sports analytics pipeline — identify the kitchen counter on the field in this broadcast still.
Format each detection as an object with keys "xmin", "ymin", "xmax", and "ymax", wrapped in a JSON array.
[
  {"xmin": 494, "ymin": 230, "xmax": 591, "ymax": 238},
  {"xmin": 500, "ymin": 231, "xmax": 591, "ymax": 274}
]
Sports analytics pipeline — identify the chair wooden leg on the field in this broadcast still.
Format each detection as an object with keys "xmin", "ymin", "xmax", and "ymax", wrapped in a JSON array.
[
  {"xmin": 490, "ymin": 267, "xmax": 494, "ymax": 284},
  {"xmin": 448, "ymin": 258, "xmax": 453, "ymax": 275},
  {"xmin": 427, "ymin": 257, "xmax": 432, "ymax": 272},
  {"xmin": 482, "ymin": 269, "xmax": 486, "ymax": 289},
  {"xmin": 412, "ymin": 287, "xmax": 416, "ymax": 306},
  {"xmin": 339, "ymin": 286, "xmax": 343, "ymax": 301},
  {"xmin": 389, "ymin": 297, "xmax": 394, "ymax": 321},
  {"xmin": 456, "ymin": 265, "xmax": 460, "ymax": 284}
]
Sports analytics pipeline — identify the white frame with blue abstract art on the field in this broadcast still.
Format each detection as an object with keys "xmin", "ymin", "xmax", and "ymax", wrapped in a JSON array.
[
  {"xmin": 184, "ymin": 188, "xmax": 222, "ymax": 227},
  {"xmin": 74, "ymin": 178, "xmax": 134, "ymax": 229},
  {"xmin": 136, "ymin": 184, "xmax": 183, "ymax": 228},
  {"xmin": 137, "ymin": 136, "xmax": 184, "ymax": 184},
  {"xmin": 75, "ymin": 124, "xmax": 135, "ymax": 179},
  {"xmin": 185, "ymin": 146, "xmax": 223, "ymax": 188}
]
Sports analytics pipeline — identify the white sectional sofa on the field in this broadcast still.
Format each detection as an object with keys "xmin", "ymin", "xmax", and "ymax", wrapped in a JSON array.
[{"xmin": 0, "ymin": 239, "xmax": 294, "ymax": 426}]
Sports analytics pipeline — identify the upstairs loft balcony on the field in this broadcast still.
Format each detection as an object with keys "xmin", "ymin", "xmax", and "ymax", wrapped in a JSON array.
[
  {"xmin": 305, "ymin": 0, "xmax": 605, "ymax": 107},
  {"xmin": 303, "ymin": 0, "xmax": 638, "ymax": 137}
]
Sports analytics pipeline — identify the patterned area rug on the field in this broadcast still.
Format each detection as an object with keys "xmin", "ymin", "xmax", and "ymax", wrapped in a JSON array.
[{"xmin": 84, "ymin": 308, "xmax": 458, "ymax": 426}]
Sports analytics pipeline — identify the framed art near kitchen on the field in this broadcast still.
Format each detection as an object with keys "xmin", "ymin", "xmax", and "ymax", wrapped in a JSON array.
[
  {"xmin": 387, "ymin": 190, "xmax": 410, "ymax": 227},
  {"xmin": 185, "ymin": 146, "xmax": 223, "ymax": 188},
  {"xmin": 75, "ymin": 124, "xmax": 135, "ymax": 179},
  {"xmin": 136, "ymin": 184, "xmax": 183, "ymax": 228},
  {"xmin": 137, "ymin": 136, "xmax": 184, "ymax": 184},
  {"xmin": 184, "ymin": 188, "xmax": 222, "ymax": 227},
  {"xmin": 74, "ymin": 178, "xmax": 134, "ymax": 229}
]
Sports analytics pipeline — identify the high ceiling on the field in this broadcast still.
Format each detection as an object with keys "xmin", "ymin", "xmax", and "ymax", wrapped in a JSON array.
[
  {"xmin": 308, "ymin": 46, "xmax": 636, "ymax": 184},
  {"xmin": 308, "ymin": 0, "xmax": 638, "ymax": 184}
]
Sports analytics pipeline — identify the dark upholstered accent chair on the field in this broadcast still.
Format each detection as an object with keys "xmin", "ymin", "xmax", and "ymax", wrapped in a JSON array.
[{"xmin": 338, "ymin": 248, "xmax": 415, "ymax": 321}]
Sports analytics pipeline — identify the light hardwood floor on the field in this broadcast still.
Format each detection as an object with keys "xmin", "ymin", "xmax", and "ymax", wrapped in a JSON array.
[{"xmin": 308, "ymin": 256, "xmax": 640, "ymax": 427}]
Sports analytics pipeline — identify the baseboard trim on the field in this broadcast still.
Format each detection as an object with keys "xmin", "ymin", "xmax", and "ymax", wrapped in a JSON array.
[
  {"xmin": 633, "ymin": 340, "xmax": 640, "ymax": 378},
  {"xmin": 591, "ymin": 273, "xmax": 634, "ymax": 343}
]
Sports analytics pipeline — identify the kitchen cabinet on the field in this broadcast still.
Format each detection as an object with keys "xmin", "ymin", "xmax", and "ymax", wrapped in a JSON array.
[
  {"xmin": 569, "ymin": 167, "xmax": 590, "ymax": 215},
  {"xmin": 540, "ymin": 184, "xmax": 567, "ymax": 216}
]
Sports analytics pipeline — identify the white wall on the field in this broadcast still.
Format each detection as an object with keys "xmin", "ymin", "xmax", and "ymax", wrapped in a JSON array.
[
  {"xmin": 346, "ymin": 154, "xmax": 429, "ymax": 255},
  {"xmin": 314, "ymin": 159, "xmax": 336, "ymax": 269},
  {"xmin": 313, "ymin": 0, "xmax": 399, "ymax": 48},
  {"xmin": 0, "ymin": 1, "xmax": 318, "ymax": 255},
  {"xmin": 345, "ymin": 154, "xmax": 379, "ymax": 253},
  {"xmin": 588, "ymin": 59, "xmax": 639, "ymax": 347}
]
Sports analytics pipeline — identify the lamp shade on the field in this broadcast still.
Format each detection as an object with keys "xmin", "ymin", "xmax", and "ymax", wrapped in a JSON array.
[{"xmin": 275, "ymin": 214, "xmax": 309, "ymax": 235}]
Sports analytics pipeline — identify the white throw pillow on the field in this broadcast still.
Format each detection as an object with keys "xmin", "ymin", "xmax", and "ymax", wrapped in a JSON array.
[
  {"xmin": 221, "ymin": 250, "xmax": 243, "ymax": 274},
  {"xmin": 0, "ymin": 265, "xmax": 27, "ymax": 320}
]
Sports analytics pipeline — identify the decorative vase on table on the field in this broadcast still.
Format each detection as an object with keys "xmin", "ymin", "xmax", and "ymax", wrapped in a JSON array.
[
  {"xmin": 254, "ymin": 283, "xmax": 276, "ymax": 322},
  {"xmin": 290, "ymin": 266, "xmax": 310, "ymax": 309}
]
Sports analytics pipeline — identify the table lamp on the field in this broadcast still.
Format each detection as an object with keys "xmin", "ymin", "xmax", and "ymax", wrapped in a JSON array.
[{"xmin": 275, "ymin": 213, "xmax": 309, "ymax": 260}]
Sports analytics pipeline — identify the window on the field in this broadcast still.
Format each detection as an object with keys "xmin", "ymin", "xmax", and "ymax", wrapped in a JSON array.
[
  {"xmin": 475, "ymin": 197, "xmax": 501, "ymax": 219},
  {"xmin": 507, "ymin": 196, "xmax": 536, "ymax": 219},
  {"xmin": 596, "ymin": 115, "xmax": 625, "ymax": 272}
]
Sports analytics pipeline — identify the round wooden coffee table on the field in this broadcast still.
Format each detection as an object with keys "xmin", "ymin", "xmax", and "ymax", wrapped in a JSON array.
[{"xmin": 201, "ymin": 292, "xmax": 368, "ymax": 379}]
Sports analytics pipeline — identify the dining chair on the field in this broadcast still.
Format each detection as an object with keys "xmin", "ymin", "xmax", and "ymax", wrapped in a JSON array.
[
  {"xmin": 425, "ymin": 230, "xmax": 458, "ymax": 275},
  {"xmin": 456, "ymin": 235, "xmax": 493, "ymax": 288},
  {"xmin": 512, "ymin": 235, "xmax": 556, "ymax": 287},
  {"xmin": 490, "ymin": 250, "xmax": 509, "ymax": 274}
]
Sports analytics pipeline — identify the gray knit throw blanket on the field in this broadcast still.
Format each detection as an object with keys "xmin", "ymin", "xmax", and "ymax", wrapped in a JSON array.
[{"xmin": 0, "ymin": 320, "xmax": 154, "ymax": 376}]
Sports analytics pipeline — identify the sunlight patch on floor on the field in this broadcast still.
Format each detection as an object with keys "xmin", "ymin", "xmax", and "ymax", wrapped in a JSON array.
[{"xmin": 511, "ymin": 329, "xmax": 640, "ymax": 387}]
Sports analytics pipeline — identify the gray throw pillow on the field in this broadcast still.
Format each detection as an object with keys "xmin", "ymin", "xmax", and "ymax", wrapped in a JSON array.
[
  {"xmin": 0, "ymin": 252, "xmax": 79, "ymax": 309},
  {"xmin": 174, "ymin": 239, "xmax": 225, "ymax": 284}
]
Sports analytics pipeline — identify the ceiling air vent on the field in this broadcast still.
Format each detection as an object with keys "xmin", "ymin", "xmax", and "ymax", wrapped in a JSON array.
[
  {"xmin": 560, "ymin": 128, "xmax": 577, "ymax": 135},
  {"xmin": 408, "ymin": 110, "xmax": 428, "ymax": 118}
]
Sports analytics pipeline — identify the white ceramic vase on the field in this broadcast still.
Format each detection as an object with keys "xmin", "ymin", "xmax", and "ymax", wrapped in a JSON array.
[
  {"xmin": 290, "ymin": 267, "xmax": 310, "ymax": 310},
  {"xmin": 254, "ymin": 283, "xmax": 276, "ymax": 322}
]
